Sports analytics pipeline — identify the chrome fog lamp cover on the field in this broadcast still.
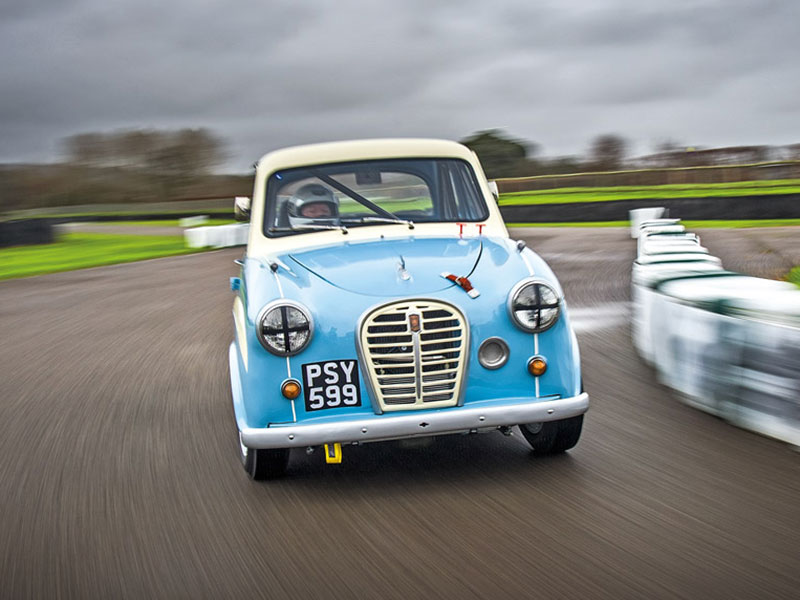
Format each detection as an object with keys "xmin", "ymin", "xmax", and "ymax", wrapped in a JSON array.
[
  {"xmin": 508, "ymin": 279, "xmax": 561, "ymax": 333},
  {"xmin": 256, "ymin": 300, "xmax": 313, "ymax": 356},
  {"xmin": 478, "ymin": 337, "xmax": 510, "ymax": 370}
]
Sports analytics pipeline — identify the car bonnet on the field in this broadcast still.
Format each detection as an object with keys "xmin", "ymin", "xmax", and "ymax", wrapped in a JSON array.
[{"xmin": 287, "ymin": 237, "xmax": 483, "ymax": 296}]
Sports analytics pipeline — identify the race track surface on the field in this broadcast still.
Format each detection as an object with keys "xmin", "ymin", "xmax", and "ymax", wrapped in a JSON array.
[{"xmin": 1, "ymin": 227, "xmax": 798, "ymax": 599}]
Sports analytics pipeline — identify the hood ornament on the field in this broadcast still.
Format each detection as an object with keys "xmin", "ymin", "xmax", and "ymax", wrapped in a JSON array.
[{"xmin": 397, "ymin": 255, "xmax": 411, "ymax": 281}]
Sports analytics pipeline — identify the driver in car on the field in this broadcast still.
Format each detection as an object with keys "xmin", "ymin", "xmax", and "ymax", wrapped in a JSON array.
[{"xmin": 287, "ymin": 184, "xmax": 339, "ymax": 224}]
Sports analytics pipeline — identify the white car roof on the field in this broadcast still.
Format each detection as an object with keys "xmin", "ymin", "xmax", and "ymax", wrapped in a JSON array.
[{"xmin": 256, "ymin": 138, "xmax": 476, "ymax": 173}]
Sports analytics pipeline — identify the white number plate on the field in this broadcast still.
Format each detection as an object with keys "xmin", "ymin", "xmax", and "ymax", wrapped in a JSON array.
[{"xmin": 301, "ymin": 360, "xmax": 362, "ymax": 412}]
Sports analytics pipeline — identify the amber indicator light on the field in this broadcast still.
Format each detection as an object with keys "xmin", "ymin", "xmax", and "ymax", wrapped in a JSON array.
[
  {"xmin": 528, "ymin": 357, "xmax": 547, "ymax": 377},
  {"xmin": 281, "ymin": 379, "xmax": 301, "ymax": 400}
]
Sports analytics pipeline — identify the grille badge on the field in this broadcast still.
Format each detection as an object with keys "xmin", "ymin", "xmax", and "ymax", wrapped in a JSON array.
[{"xmin": 409, "ymin": 313, "xmax": 421, "ymax": 332}]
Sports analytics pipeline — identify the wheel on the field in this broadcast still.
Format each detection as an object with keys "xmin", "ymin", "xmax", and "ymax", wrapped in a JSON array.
[
  {"xmin": 519, "ymin": 414, "xmax": 584, "ymax": 455},
  {"xmin": 239, "ymin": 432, "xmax": 290, "ymax": 480}
]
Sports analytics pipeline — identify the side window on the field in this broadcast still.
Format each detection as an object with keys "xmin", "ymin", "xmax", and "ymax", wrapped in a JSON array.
[{"xmin": 437, "ymin": 160, "xmax": 484, "ymax": 221}]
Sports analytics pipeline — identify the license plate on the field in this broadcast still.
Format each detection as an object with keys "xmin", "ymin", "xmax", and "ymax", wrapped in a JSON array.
[{"xmin": 301, "ymin": 360, "xmax": 362, "ymax": 412}]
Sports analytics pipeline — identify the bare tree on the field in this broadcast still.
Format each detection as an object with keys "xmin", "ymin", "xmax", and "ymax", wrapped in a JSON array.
[
  {"xmin": 588, "ymin": 134, "xmax": 627, "ymax": 171},
  {"xmin": 62, "ymin": 128, "xmax": 226, "ymax": 176},
  {"xmin": 62, "ymin": 133, "xmax": 110, "ymax": 166},
  {"xmin": 115, "ymin": 130, "xmax": 165, "ymax": 169}
]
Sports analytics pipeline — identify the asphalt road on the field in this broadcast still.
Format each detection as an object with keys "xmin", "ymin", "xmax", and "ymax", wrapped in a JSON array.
[{"xmin": 1, "ymin": 227, "xmax": 798, "ymax": 599}]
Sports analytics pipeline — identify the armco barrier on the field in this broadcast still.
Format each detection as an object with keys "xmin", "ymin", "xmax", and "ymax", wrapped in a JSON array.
[
  {"xmin": 630, "ymin": 209, "xmax": 800, "ymax": 446},
  {"xmin": 184, "ymin": 224, "xmax": 249, "ymax": 248}
]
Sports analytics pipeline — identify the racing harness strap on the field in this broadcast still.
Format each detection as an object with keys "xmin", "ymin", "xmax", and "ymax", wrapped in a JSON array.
[{"xmin": 441, "ymin": 272, "xmax": 480, "ymax": 298}]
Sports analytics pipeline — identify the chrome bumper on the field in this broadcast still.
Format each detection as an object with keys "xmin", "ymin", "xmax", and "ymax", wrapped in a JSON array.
[{"xmin": 240, "ymin": 393, "xmax": 589, "ymax": 449}]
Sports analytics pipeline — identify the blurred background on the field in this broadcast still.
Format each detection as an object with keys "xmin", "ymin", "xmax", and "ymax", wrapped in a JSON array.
[{"xmin": 1, "ymin": 1, "xmax": 799, "ymax": 598}]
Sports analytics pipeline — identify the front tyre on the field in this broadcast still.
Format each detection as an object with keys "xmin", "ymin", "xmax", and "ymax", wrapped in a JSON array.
[
  {"xmin": 239, "ymin": 433, "xmax": 290, "ymax": 480},
  {"xmin": 520, "ymin": 414, "xmax": 583, "ymax": 455}
]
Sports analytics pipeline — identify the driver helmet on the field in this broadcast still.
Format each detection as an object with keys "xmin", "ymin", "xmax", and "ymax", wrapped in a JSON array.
[{"xmin": 286, "ymin": 184, "xmax": 339, "ymax": 228}]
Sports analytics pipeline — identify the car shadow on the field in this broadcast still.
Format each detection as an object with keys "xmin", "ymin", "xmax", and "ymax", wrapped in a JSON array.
[{"xmin": 264, "ymin": 430, "xmax": 584, "ymax": 494}]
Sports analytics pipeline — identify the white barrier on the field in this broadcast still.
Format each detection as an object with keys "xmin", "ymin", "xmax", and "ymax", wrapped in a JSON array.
[
  {"xmin": 637, "ymin": 231, "xmax": 700, "ymax": 256},
  {"xmin": 639, "ymin": 242, "xmax": 709, "ymax": 257},
  {"xmin": 631, "ymin": 268, "xmax": 728, "ymax": 364},
  {"xmin": 178, "ymin": 215, "xmax": 210, "ymax": 228},
  {"xmin": 629, "ymin": 207, "xmax": 668, "ymax": 238},
  {"xmin": 630, "ymin": 210, "xmax": 800, "ymax": 446},
  {"xmin": 184, "ymin": 224, "xmax": 249, "ymax": 248},
  {"xmin": 651, "ymin": 277, "xmax": 796, "ymax": 390}
]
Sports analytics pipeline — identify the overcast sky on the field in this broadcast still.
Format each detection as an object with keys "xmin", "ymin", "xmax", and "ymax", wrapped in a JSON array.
[{"xmin": 1, "ymin": 0, "xmax": 798, "ymax": 171}]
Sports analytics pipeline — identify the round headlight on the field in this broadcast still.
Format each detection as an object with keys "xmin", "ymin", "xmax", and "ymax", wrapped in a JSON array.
[
  {"xmin": 508, "ymin": 279, "xmax": 561, "ymax": 333},
  {"xmin": 256, "ymin": 301, "xmax": 313, "ymax": 356}
]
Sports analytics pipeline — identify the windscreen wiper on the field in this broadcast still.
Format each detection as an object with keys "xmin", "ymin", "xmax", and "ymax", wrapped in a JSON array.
[
  {"xmin": 309, "ymin": 169, "xmax": 401, "ymax": 222},
  {"xmin": 268, "ymin": 223, "xmax": 348, "ymax": 235},
  {"xmin": 340, "ymin": 216, "xmax": 415, "ymax": 229}
]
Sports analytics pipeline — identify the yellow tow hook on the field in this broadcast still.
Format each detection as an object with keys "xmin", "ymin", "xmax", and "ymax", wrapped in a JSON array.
[{"xmin": 324, "ymin": 443, "xmax": 342, "ymax": 464}]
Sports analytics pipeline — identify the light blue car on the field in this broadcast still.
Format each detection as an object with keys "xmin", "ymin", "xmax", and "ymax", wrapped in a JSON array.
[{"xmin": 229, "ymin": 139, "xmax": 588, "ymax": 479}]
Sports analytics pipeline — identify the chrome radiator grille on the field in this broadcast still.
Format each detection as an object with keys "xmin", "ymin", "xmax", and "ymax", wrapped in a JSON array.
[{"xmin": 359, "ymin": 300, "xmax": 468, "ymax": 412}]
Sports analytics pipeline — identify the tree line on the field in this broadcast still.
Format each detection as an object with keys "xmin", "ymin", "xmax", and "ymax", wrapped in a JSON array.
[
  {"xmin": 460, "ymin": 129, "xmax": 800, "ymax": 179},
  {"xmin": 62, "ymin": 128, "xmax": 226, "ymax": 179},
  {"xmin": 2, "ymin": 126, "xmax": 799, "ymax": 212}
]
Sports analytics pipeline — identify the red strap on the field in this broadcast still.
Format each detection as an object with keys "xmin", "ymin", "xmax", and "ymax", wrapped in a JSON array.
[{"xmin": 443, "ymin": 273, "xmax": 474, "ymax": 292}]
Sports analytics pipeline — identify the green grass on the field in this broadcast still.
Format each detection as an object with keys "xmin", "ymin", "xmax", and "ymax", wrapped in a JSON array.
[
  {"xmin": 499, "ymin": 179, "xmax": 800, "ymax": 206},
  {"xmin": 787, "ymin": 267, "xmax": 800, "ymax": 288},
  {"xmin": 507, "ymin": 219, "xmax": 800, "ymax": 228},
  {"xmin": 507, "ymin": 221, "xmax": 630, "ymax": 228},
  {"xmin": 94, "ymin": 218, "xmax": 236, "ymax": 227},
  {"xmin": 12, "ymin": 211, "xmax": 233, "ymax": 221},
  {"xmin": 0, "ymin": 233, "xmax": 202, "ymax": 280},
  {"xmin": 338, "ymin": 197, "xmax": 432, "ymax": 214},
  {"xmin": 502, "ymin": 178, "xmax": 800, "ymax": 191},
  {"xmin": 682, "ymin": 219, "xmax": 800, "ymax": 228}
]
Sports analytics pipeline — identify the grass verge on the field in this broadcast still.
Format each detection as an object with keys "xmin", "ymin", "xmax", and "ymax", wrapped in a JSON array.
[
  {"xmin": 499, "ymin": 179, "xmax": 800, "ymax": 206},
  {"xmin": 0, "ymin": 233, "xmax": 201, "ymax": 280},
  {"xmin": 10, "ymin": 211, "xmax": 234, "ymax": 221},
  {"xmin": 507, "ymin": 221, "xmax": 630, "ymax": 228},
  {"xmin": 507, "ymin": 219, "xmax": 800, "ymax": 228},
  {"xmin": 681, "ymin": 219, "xmax": 800, "ymax": 228},
  {"xmin": 788, "ymin": 267, "xmax": 800, "ymax": 288},
  {"xmin": 93, "ymin": 218, "xmax": 237, "ymax": 227}
]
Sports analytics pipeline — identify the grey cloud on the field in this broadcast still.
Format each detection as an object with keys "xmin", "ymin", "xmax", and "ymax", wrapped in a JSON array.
[{"xmin": 1, "ymin": 0, "xmax": 798, "ymax": 169}]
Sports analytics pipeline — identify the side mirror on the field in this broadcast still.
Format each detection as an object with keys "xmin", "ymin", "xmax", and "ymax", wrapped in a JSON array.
[
  {"xmin": 487, "ymin": 181, "xmax": 499, "ymax": 202},
  {"xmin": 234, "ymin": 196, "xmax": 251, "ymax": 222}
]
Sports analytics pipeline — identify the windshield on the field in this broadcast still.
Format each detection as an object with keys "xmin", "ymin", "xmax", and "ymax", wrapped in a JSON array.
[{"xmin": 263, "ymin": 158, "xmax": 489, "ymax": 237}]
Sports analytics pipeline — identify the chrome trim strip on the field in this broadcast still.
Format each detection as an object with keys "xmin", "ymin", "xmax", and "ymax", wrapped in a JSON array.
[
  {"xmin": 241, "ymin": 393, "xmax": 588, "ymax": 449},
  {"xmin": 412, "ymin": 329, "xmax": 422, "ymax": 398},
  {"xmin": 518, "ymin": 249, "xmax": 541, "ymax": 397}
]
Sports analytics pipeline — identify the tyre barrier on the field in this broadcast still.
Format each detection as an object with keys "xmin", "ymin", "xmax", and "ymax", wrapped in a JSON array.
[
  {"xmin": 0, "ymin": 219, "xmax": 55, "ymax": 248},
  {"xmin": 629, "ymin": 208, "xmax": 800, "ymax": 447},
  {"xmin": 184, "ymin": 224, "xmax": 249, "ymax": 248}
]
